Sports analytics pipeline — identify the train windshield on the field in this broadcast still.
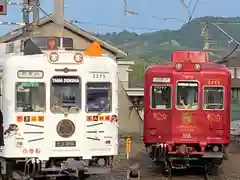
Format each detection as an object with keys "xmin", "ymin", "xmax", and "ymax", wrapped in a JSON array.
[
  {"xmin": 86, "ymin": 82, "xmax": 111, "ymax": 112},
  {"xmin": 203, "ymin": 86, "xmax": 224, "ymax": 110},
  {"xmin": 151, "ymin": 85, "xmax": 171, "ymax": 109},
  {"xmin": 16, "ymin": 82, "xmax": 46, "ymax": 112},
  {"xmin": 176, "ymin": 81, "xmax": 198, "ymax": 110},
  {"xmin": 50, "ymin": 76, "xmax": 81, "ymax": 114}
]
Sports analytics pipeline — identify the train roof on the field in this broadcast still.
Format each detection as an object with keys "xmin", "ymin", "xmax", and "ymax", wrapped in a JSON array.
[
  {"xmin": 0, "ymin": 38, "xmax": 117, "ymax": 70},
  {"xmin": 146, "ymin": 61, "xmax": 229, "ymax": 74}
]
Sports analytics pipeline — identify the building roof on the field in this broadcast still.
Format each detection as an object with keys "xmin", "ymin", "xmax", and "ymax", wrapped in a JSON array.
[
  {"xmin": 0, "ymin": 14, "xmax": 127, "ymax": 58},
  {"xmin": 215, "ymin": 55, "xmax": 240, "ymax": 65}
]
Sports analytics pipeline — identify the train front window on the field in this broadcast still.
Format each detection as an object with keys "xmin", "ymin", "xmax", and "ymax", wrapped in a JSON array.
[
  {"xmin": 203, "ymin": 87, "xmax": 224, "ymax": 110},
  {"xmin": 176, "ymin": 81, "xmax": 198, "ymax": 110},
  {"xmin": 151, "ymin": 86, "xmax": 171, "ymax": 109},
  {"xmin": 16, "ymin": 82, "xmax": 46, "ymax": 112},
  {"xmin": 86, "ymin": 82, "xmax": 111, "ymax": 113},
  {"xmin": 50, "ymin": 76, "xmax": 81, "ymax": 114}
]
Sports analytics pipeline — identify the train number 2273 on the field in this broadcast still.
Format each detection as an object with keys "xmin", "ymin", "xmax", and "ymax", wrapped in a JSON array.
[
  {"xmin": 91, "ymin": 72, "xmax": 108, "ymax": 79},
  {"xmin": 93, "ymin": 72, "xmax": 105, "ymax": 79}
]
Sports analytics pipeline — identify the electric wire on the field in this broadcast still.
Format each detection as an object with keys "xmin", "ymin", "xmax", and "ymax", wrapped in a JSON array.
[
  {"xmin": 70, "ymin": 20, "xmax": 180, "ymax": 31},
  {"xmin": 123, "ymin": 8, "xmax": 187, "ymax": 24},
  {"xmin": 180, "ymin": 0, "xmax": 192, "ymax": 17},
  {"xmin": 222, "ymin": 43, "xmax": 239, "ymax": 60},
  {"xmin": 188, "ymin": 0, "xmax": 199, "ymax": 22},
  {"xmin": 187, "ymin": 0, "xmax": 193, "ymax": 8},
  {"xmin": 207, "ymin": 23, "xmax": 240, "ymax": 59},
  {"xmin": 4, "ymin": 0, "xmax": 240, "ymax": 60}
]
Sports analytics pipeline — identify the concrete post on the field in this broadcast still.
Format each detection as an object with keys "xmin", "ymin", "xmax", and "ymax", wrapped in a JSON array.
[{"xmin": 53, "ymin": 0, "xmax": 64, "ymax": 47}]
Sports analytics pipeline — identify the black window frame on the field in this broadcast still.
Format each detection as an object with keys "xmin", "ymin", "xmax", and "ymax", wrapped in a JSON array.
[
  {"xmin": 150, "ymin": 84, "xmax": 172, "ymax": 110},
  {"xmin": 85, "ymin": 82, "xmax": 112, "ymax": 113}
]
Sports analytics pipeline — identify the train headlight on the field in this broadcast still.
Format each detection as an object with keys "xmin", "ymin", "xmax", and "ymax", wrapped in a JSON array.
[
  {"xmin": 213, "ymin": 145, "xmax": 219, "ymax": 152},
  {"xmin": 56, "ymin": 119, "xmax": 75, "ymax": 138},
  {"xmin": 194, "ymin": 64, "xmax": 201, "ymax": 71},
  {"xmin": 49, "ymin": 52, "xmax": 59, "ymax": 62},
  {"xmin": 74, "ymin": 53, "xmax": 83, "ymax": 63},
  {"xmin": 97, "ymin": 158, "xmax": 105, "ymax": 166},
  {"xmin": 175, "ymin": 63, "xmax": 182, "ymax": 71}
]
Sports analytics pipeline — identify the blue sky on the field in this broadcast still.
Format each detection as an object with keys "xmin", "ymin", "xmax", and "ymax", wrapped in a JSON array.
[{"xmin": 0, "ymin": 0, "xmax": 240, "ymax": 35}]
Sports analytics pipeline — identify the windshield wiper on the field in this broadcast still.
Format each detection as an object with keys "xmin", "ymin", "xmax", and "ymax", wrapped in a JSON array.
[{"xmin": 97, "ymin": 104, "xmax": 109, "ymax": 116}]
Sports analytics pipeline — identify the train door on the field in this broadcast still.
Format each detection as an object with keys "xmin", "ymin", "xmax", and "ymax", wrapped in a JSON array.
[
  {"xmin": 203, "ymin": 85, "xmax": 225, "ymax": 138},
  {"xmin": 46, "ymin": 75, "xmax": 86, "ymax": 156},
  {"xmin": 146, "ymin": 77, "xmax": 172, "ymax": 142},
  {"xmin": 0, "ymin": 76, "xmax": 3, "ymax": 146},
  {"xmin": 172, "ymin": 80, "xmax": 206, "ymax": 142}
]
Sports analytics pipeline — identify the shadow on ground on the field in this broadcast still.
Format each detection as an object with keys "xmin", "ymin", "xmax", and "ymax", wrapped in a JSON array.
[{"xmin": 229, "ymin": 140, "xmax": 240, "ymax": 153}]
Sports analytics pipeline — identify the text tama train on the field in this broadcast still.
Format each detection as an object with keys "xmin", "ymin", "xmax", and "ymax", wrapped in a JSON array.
[{"xmin": 0, "ymin": 38, "xmax": 119, "ymax": 179}]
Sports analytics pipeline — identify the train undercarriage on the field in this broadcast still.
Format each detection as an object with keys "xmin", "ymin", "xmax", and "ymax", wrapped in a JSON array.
[
  {"xmin": 140, "ymin": 143, "xmax": 228, "ymax": 180},
  {"xmin": 0, "ymin": 156, "xmax": 114, "ymax": 180}
]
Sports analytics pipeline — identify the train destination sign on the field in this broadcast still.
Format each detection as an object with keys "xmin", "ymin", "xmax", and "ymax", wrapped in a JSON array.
[
  {"xmin": 52, "ymin": 76, "xmax": 80, "ymax": 84},
  {"xmin": 152, "ymin": 77, "xmax": 170, "ymax": 83},
  {"xmin": 18, "ymin": 70, "xmax": 44, "ymax": 79}
]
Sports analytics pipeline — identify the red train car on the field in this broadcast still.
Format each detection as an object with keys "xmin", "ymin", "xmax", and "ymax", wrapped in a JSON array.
[{"xmin": 143, "ymin": 50, "xmax": 231, "ymax": 174}]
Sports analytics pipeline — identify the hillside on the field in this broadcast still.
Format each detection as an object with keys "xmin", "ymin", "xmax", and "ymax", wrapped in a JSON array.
[
  {"xmin": 96, "ymin": 16, "xmax": 240, "ymax": 87},
  {"xmin": 97, "ymin": 16, "xmax": 240, "ymax": 60}
]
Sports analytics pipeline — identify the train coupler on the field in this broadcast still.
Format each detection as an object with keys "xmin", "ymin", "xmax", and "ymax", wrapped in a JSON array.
[
  {"xmin": 203, "ymin": 165, "xmax": 211, "ymax": 180},
  {"xmin": 165, "ymin": 160, "xmax": 173, "ymax": 180},
  {"xmin": 202, "ymin": 162, "xmax": 218, "ymax": 180}
]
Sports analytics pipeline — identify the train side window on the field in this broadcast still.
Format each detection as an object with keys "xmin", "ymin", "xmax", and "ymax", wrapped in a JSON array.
[
  {"xmin": 203, "ymin": 86, "xmax": 224, "ymax": 110},
  {"xmin": 151, "ymin": 85, "xmax": 171, "ymax": 109},
  {"xmin": 16, "ymin": 82, "xmax": 46, "ymax": 112},
  {"xmin": 86, "ymin": 82, "xmax": 112, "ymax": 113},
  {"xmin": 176, "ymin": 81, "xmax": 199, "ymax": 110}
]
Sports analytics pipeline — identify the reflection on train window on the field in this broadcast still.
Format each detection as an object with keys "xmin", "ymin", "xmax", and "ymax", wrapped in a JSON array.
[
  {"xmin": 176, "ymin": 81, "xmax": 199, "ymax": 110},
  {"xmin": 16, "ymin": 82, "xmax": 46, "ymax": 112},
  {"xmin": 151, "ymin": 86, "xmax": 171, "ymax": 109},
  {"xmin": 203, "ymin": 87, "xmax": 224, "ymax": 110},
  {"xmin": 50, "ymin": 76, "xmax": 81, "ymax": 114},
  {"xmin": 86, "ymin": 82, "xmax": 111, "ymax": 113}
]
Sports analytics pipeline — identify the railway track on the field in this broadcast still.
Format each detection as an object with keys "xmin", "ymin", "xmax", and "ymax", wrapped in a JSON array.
[
  {"xmin": 88, "ymin": 167, "xmax": 225, "ymax": 180},
  {"xmin": 97, "ymin": 138, "xmax": 240, "ymax": 180},
  {"xmin": 139, "ymin": 166, "xmax": 225, "ymax": 180}
]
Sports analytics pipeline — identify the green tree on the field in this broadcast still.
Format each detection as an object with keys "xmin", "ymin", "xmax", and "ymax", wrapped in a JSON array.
[{"xmin": 129, "ymin": 59, "xmax": 146, "ymax": 88}]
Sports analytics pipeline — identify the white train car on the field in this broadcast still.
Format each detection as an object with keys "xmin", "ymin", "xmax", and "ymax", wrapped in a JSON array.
[{"xmin": 0, "ymin": 37, "xmax": 119, "ymax": 179}]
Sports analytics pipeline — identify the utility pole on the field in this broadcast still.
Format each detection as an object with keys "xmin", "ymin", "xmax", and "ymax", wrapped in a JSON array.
[
  {"xmin": 23, "ymin": 0, "xmax": 29, "ymax": 25},
  {"xmin": 23, "ymin": 0, "xmax": 40, "ymax": 36},
  {"xmin": 197, "ymin": 21, "xmax": 240, "ymax": 53},
  {"xmin": 53, "ymin": 0, "xmax": 64, "ymax": 49},
  {"xmin": 32, "ymin": 0, "xmax": 40, "ymax": 35}
]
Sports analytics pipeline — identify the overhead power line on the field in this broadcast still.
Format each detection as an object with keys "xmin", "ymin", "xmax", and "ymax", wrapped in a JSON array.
[
  {"xmin": 180, "ymin": 0, "xmax": 200, "ymax": 22},
  {"xmin": 180, "ymin": 0, "xmax": 192, "ymax": 17},
  {"xmin": 123, "ymin": 9, "xmax": 187, "ymax": 23},
  {"xmin": 188, "ymin": 0, "xmax": 199, "ymax": 22},
  {"xmin": 70, "ymin": 20, "xmax": 163, "ymax": 31}
]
